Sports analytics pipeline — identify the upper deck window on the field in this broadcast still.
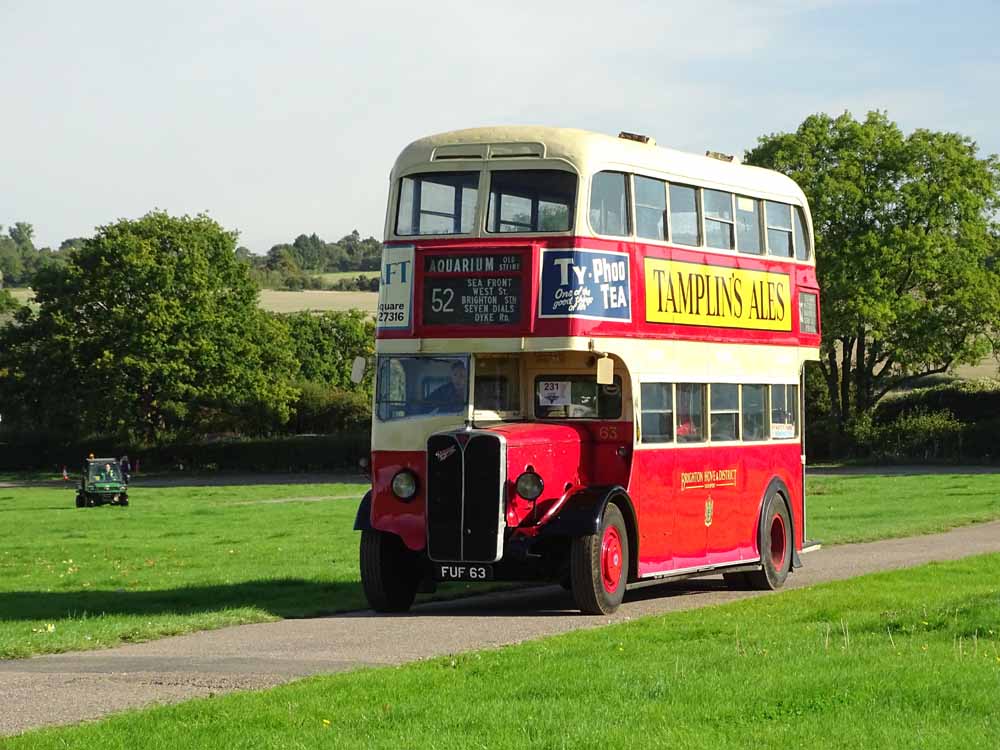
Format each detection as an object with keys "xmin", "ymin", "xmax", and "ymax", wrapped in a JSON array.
[
  {"xmin": 635, "ymin": 175, "xmax": 667, "ymax": 241},
  {"xmin": 704, "ymin": 189, "xmax": 735, "ymax": 251},
  {"xmin": 735, "ymin": 196, "xmax": 762, "ymax": 255},
  {"xmin": 669, "ymin": 184, "xmax": 700, "ymax": 246},
  {"xmin": 590, "ymin": 172, "xmax": 630, "ymax": 237},
  {"xmin": 765, "ymin": 201, "xmax": 794, "ymax": 257},
  {"xmin": 793, "ymin": 206, "xmax": 810, "ymax": 260},
  {"xmin": 397, "ymin": 172, "xmax": 478, "ymax": 236},
  {"xmin": 486, "ymin": 170, "xmax": 576, "ymax": 233}
]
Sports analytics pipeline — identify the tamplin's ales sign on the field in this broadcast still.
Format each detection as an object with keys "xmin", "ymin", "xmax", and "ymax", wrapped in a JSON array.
[{"xmin": 644, "ymin": 258, "xmax": 791, "ymax": 331}]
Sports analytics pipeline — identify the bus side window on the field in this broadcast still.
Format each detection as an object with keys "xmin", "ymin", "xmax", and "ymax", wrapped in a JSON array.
[
  {"xmin": 675, "ymin": 383, "xmax": 706, "ymax": 443},
  {"xmin": 709, "ymin": 384, "xmax": 739, "ymax": 441},
  {"xmin": 741, "ymin": 384, "xmax": 768, "ymax": 441},
  {"xmin": 668, "ymin": 184, "xmax": 700, "ymax": 246},
  {"xmin": 770, "ymin": 384, "xmax": 799, "ymax": 438},
  {"xmin": 704, "ymin": 189, "xmax": 735, "ymax": 251},
  {"xmin": 793, "ymin": 206, "xmax": 810, "ymax": 260},
  {"xmin": 590, "ymin": 171, "xmax": 630, "ymax": 237},
  {"xmin": 635, "ymin": 175, "xmax": 667, "ymax": 241},
  {"xmin": 736, "ymin": 196, "xmax": 762, "ymax": 255},
  {"xmin": 766, "ymin": 201, "xmax": 794, "ymax": 257},
  {"xmin": 640, "ymin": 382, "xmax": 673, "ymax": 443}
]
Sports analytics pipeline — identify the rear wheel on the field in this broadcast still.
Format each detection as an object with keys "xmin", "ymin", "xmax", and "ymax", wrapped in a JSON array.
[
  {"xmin": 359, "ymin": 529, "xmax": 421, "ymax": 613},
  {"xmin": 570, "ymin": 503, "xmax": 629, "ymax": 615},
  {"xmin": 746, "ymin": 491, "xmax": 792, "ymax": 590},
  {"xmin": 75, "ymin": 494, "xmax": 85, "ymax": 508}
]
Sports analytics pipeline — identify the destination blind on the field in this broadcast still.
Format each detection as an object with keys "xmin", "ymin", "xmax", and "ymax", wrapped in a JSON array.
[{"xmin": 422, "ymin": 253, "xmax": 522, "ymax": 326}]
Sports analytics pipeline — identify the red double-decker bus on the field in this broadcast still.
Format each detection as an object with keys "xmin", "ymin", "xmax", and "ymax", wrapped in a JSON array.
[{"xmin": 356, "ymin": 126, "xmax": 820, "ymax": 614}]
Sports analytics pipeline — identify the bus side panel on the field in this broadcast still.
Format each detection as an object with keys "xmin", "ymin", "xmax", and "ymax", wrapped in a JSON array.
[
  {"xmin": 370, "ymin": 450, "xmax": 427, "ymax": 552},
  {"xmin": 630, "ymin": 443, "xmax": 804, "ymax": 578}
]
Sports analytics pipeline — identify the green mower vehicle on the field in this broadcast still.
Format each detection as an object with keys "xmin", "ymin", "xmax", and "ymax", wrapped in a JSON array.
[{"xmin": 76, "ymin": 458, "xmax": 129, "ymax": 508}]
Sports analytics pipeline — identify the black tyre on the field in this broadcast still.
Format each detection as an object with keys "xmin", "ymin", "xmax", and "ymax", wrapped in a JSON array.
[
  {"xmin": 359, "ymin": 529, "xmax": 421, "ymax": 613},
  {"xmin": 119, "ymin": 498, "xmax": 129, "ymax": 507},
  {"xmin": 75, "ymin": 494, "xmax": 85, "ymax": 508},
  {"xmin": 746, "ymin": 491, "xmax": 792, "ymax": 590},
  {"xmin": 86, "ymin": 495, "xmax": 96, "ymax": 508},
  {"xmin": 570, "ymin": 503, "xmax": 629, "ymax": 615}
]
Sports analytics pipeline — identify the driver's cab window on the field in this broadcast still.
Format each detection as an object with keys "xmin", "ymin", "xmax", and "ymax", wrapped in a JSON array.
[
  {"xmin": 473, "ymin": 357, "xmax": 521, "ymax": 419},
  {"xmin": 375, "ymin": 355, "xmax": 469, "ymax": 420}
]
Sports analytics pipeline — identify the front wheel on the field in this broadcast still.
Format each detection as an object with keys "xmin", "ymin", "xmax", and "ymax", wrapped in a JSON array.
[
  {"xmin": 570, "ymin": 503, "xmax": 629, "ymax": 615},
  {"xmin": 359, "ymin": 529, "xmax": 421, "ymax": 613},
  {"xmin": 746, "ymin": 491, "xmax": 792, "ymax": 590}
]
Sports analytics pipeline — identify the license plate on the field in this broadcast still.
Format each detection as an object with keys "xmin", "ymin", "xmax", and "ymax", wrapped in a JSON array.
[{"xmin": 436, "ymin": 563, "xmax": 494, "ymax": 581}]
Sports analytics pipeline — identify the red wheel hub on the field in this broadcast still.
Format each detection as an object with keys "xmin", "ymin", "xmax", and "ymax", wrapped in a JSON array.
[
  {"xmin": 601, "ymin": 525, "xmax": 623, "ymax": 593},
  {"xmin": 769, "ymin": 513, "xmax": 787, "ymax": 570}
]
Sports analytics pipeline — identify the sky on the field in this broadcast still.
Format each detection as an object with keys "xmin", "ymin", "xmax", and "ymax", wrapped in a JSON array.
[{"xmin": 2, "ymin": 0, "xmax": 998, "ymax": 253}]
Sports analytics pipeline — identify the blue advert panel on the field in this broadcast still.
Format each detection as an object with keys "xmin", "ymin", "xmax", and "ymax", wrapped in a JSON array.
[{"xmin": 539, "ymin": 248, "xmax": 631, "ymax": 321}]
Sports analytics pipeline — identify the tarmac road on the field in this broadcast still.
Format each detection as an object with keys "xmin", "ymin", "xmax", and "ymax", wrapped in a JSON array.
[{"xmin": 2, "ymin": 520, "xmax": 1000, "ymax": 737}]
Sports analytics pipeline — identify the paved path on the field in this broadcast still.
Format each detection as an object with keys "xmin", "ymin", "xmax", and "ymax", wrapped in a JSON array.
[{"xmin": 2, "ymin": 520, "xmax": 1000, "ymax": 737}]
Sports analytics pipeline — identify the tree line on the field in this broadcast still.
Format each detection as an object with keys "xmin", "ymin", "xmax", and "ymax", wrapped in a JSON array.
[
  {"xmin": 0, "ymin": 212, "xmax": 375, "ymax": 448},
  {"xmin": 0, "ymin": 110, "xmax": 998, "ymax": 462}
]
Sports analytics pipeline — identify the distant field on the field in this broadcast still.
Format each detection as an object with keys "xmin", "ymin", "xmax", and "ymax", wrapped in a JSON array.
[
  {"xmin": 257, "ymin": 289, "xmax": 377, "ymax": 313},
  {"xmin": 4, "ymin": 288, "xmax": 377, "ymax": 315},
  {"xmin": 954, "ymin": 361, "xmax": 1000, "ymax": 379},
  {"xmin": 315, "ymin": 271, "xmax": 379, "ymax": 283}
]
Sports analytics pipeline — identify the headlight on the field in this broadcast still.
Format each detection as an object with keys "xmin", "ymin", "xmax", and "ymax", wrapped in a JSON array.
[
  {"xmin": 391, "ymin": 470, "xmax": 418, "ymax": 500},
  {"xmin": 515, "ymin": 471, "xmax": 544, "ymax": 500}
]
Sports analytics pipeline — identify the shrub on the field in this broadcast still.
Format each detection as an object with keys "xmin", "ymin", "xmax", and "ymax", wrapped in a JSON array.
[{"xmin": 875, "ymin": 378, "xmax": 1000, "ymax": 424}]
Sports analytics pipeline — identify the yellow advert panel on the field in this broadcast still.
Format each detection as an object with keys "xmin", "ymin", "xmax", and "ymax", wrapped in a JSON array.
[{"xmin": 644, "ymin": 258, "xmax": 792, "ymax": 331}]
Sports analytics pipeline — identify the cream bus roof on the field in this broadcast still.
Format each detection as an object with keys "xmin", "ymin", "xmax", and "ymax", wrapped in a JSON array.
[{"xmin": 392, "ymin": 126, "xmax": 807, "ymax": 205}]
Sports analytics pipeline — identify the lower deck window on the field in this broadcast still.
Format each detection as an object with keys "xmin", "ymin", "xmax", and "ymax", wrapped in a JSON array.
[
  {"xmin": 675, "ymin": 383, "xmax": 706, "ymax": 443},
  {"xmin": 474, "ymin": 357, "xmax": 521, "ymax": 416},
  {"xmin": 535, "ymin": 375, "xmax": 622, "ymax": 419},
  {"xmin": 640, "ymin": 382, "xmax": 673, "ymax": 443},
  {"xmin": 771, "ymin": 384, "xmax": 799, "ymax": 438},
  {"xmin": 709, "ymin": 384, "xmax": 739, "ymax": 441}
]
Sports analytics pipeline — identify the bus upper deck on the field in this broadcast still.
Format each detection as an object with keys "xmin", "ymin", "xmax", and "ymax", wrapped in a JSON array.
[{"xmin": 376, "ymin": 126, "xmax": 819, "ymax": 350}]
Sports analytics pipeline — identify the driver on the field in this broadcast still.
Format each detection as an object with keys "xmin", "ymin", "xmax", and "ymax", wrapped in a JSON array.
[{"xmin": 427, "ymin": 361, "xmax": 467, "ymax": 413}]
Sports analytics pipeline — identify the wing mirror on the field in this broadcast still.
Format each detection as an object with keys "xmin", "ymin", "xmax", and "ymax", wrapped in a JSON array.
[{"xmin": 350, "ymin": 356, "xmax": 367, "ymax": 384}]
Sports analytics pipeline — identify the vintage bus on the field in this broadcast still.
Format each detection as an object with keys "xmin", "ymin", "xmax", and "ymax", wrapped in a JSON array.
[{"xmin": 355, "ymin": 126, "xmax": 820, "ymax": 614}]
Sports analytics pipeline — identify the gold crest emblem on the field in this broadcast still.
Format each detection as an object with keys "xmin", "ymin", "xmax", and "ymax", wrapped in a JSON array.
[{"xmin": 704, "ymin": 497, "xmax": 714, "ymax": 527}]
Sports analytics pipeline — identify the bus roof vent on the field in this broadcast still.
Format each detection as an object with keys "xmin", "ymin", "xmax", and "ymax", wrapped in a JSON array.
[
  {"xmin": 488, "ymin": 142, "xmax": 545, "ymax": 159},
  {"xmin": 618, "ymin": 131, "xmax": 655, "ymax": 146},
  {"xmin": 706, "ymin": 150, "xmax": 738, "ymax": 163},
  {"xmin": 432, "ymin": 144, "xmax": 488, "ymax": 160}
]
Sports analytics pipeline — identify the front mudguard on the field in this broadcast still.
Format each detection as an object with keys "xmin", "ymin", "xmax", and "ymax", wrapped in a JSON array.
[
  {"xmin": 353, "ymin": 490, "xmax": 373, "ymax": 531},
  {"xmin": 534, "ymin": 485, "xmax": 639, "ymax": 581}
]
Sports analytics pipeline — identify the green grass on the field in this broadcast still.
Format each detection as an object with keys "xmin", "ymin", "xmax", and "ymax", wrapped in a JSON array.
[
  {"xmin": 2, "ymin": 472, "xmax": 1000, "ymax": 660},
  {"xmin": 9, "ymin": 554, "xmax": 1000, "ymax": 749},
  {"xmin": 807, "ymin": 472, "xmax": 1000, "ymax": 543},
  {"xmin": 0, "ymin": 482, "xmax": 369, "ymax": 659}
]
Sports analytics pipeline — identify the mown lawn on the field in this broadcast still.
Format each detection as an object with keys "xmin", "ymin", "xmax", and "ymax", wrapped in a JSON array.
[
  {"xmin": 2, "ymin": 472, "xmax": 999, "ymax": 660},
  {"xmin": 8, "ymin": 554, "xmax": 1000, "ymax": 749},
  {"xmin": 0, "ymin": 482, "xmax": 368, "ymax": 659},
  {"xmin": 807, "ymin": 471, "xmax": 1000, "ymax": 543}
]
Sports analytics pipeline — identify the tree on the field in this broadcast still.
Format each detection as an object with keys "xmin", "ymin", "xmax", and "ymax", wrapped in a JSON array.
[
  {"xmin": 745, "ymin": 111, "xmax": 1000, "ymax": 428},
  {"xmin": 281, "ymin": 310, "xmax": 374, "ymax": 388},
  {"xmin": 0, "ymin": 211, "xmax": 300, "ymax": 441}
]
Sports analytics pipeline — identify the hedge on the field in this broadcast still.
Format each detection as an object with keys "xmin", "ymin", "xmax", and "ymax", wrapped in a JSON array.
[
  {"xmin": 0, "ymin": 432, "xmax": 370, "ymax": 473},
  {"xmin": 874, "ymin": 378, "xmax": 1000, "ymax": 424}
]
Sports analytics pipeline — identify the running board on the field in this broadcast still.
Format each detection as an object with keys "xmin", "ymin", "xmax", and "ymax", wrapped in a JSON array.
[
  {"xmin": 801, "ymin": 539, "xmax": 822, "ymax": 554},
  {"xmin": 627, "ymin": 560, "xmax": 762, "ymax": 590}
]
